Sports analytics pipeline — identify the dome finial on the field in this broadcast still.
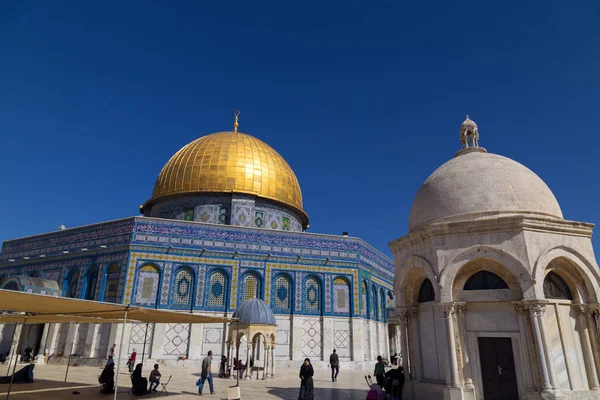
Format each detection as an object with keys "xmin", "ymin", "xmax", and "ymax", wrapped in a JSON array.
[
  {"xmin": 456, "ymin": 115, "xmax": 486, "ymax": 157},
  {"xmin": 233, "ymin": 110, "xmax": 240, "ymax": 133},
  {"xmin": 459, "ymin": 115, "xmax": 479, "ymax": 149}
]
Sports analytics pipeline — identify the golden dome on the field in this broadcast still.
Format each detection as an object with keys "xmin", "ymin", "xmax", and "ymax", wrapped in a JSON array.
[{"xmin": 146, "ymin": 131, "xmax": 307, "ymax": 222}]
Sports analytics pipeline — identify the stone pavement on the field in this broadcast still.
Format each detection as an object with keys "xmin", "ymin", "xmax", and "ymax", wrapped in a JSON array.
[{"xmin": 0, "ymin": 362, "xmax": 376, "ymax": 399}]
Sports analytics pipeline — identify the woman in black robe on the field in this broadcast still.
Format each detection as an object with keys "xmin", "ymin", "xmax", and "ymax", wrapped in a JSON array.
[
  {"xmin": 131, "ymin": 363, "xmax": 147, "ymax": 396},
  {"xmin": 98, "ymin": 363, "xmax": 114, "ymax": 394},
  {"xmin": 298, "ymin": 358, "xmax": 314, "ymax": 400}
]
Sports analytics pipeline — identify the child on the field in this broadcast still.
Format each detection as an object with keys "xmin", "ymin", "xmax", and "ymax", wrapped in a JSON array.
[{"xmin": 148, "ymin": 364, "xmax": 161, "ymax": 392}]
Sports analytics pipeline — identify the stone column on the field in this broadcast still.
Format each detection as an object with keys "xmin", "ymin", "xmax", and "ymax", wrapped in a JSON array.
[
  {"xmin": 587, "ymin": 306, "xmax": 600, "ymax": 383},
  {"xmin": 574, "ymin": 305, "xmax": 600, "ymax": 390},
  {"xmin": 442, "ymin": 304, "xmax": 460, "ymax": 388},
  {"xmin": 244, "ymin": 344, "xmax": 251, "ymax": 380},
  {"xmin": 262, "ymin": 341, "xmax": 268, "ymax": 380},
  {"xmin": 408, "ymin": 307, "xmax": 422, "ymax": 380},
  {"xmin": 455, "ymin": 303, "xmax": 473, "ymax": 388},
  {"xmin": 226, "ymin": 341, "xmax": 232, "ymax": 378},
  {"xmin": 513, "ymin": 302, "xmax": 535, "ymax": 390},
  {"xmin": 525, "ymin": 303, "xmax": 552, "ymax": 391},
  {"xmin": 398, "ymin": 309, "xmax": 411, "ymax": 379},
  {"xmin": 270, "ymin": 342, "xmax": 275, "ymax": 378}
]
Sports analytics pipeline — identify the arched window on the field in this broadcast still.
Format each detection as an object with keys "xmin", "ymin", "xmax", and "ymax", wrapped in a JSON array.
[
  {"xmin": 4, "ymin": 281, "xmax": 18, "ymax": 291},
  {"xmin": 103, "ymin": 264, "xmax": 120, "ymax": 303},
  {"xmin": 207, "ymin": 270, "xmax": 228, "ymax": 309},
  {"xmin": 418, "ymin": 279, "xmax": 436, "ymax": 303},
  {"xmin": 464, "ymin": 271, "xmax": 508, "ymax": 291},
  {"xmin": 242, "ymin": 272, "xmax": 261, "ymax": 301},
  {"xmin": 172, "ymin": 267, "xmax": 194, "ymax": 306},
  {"xmin": 304, "ymin": 276, "xmax": 321, "ymax": 313},
  {"xmin": 29, "ymin": 271, "xmax": 40, "ymax": 278},
  {"xmin": 543, "ymin": 271, "xmax": 573, "ymax": 300},
  {"xmin": 64, "ymin": 269, "xmax": 80, "ymax": 298},
  {"xmin": 84, "ymin": 266, "xmax": 99, "ymax": 300},
  {"xmin": 273, "ymin": 274, "xmax": 292, "ymax": 311},
  {"xmin": 333, "ymin": 277, "xmax": 350, "ymax": 314},
  {"xmin": 372, "ymin": 286, "xmax": 378, "ymax": 320},
  {"xmin": 135, "ymin": 264, "xmax": 161, "ymax": 306},
  {"xmin": 361, "ymin": 281, "xmax": 368, "ymax": 317}
]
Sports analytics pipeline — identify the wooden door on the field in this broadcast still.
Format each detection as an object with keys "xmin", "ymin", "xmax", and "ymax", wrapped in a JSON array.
[{"xmin": 478, "ymin": 337, "xmax": 519, "ymax": 400}]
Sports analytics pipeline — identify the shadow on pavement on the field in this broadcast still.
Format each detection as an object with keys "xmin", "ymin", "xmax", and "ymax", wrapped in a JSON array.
[{"xmin": 268, "ymin": 386, "xmax": 367, "ymax": 400}]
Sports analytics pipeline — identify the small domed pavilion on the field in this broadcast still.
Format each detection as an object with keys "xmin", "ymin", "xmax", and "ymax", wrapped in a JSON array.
[{"xmin": 228, "ymin": 298, "xmax": 277, "ymax": 380}]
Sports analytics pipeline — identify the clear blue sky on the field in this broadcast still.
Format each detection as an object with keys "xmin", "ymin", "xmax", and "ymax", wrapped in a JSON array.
[{"xmin": 1, "ymin": 1, "xmax": 599, "ymax": 257}]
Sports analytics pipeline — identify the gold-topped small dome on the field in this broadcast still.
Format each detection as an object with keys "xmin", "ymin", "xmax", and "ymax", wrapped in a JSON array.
[{"xmin": 146, "ymin": 131, "xmax": 307, "ymax": 222}]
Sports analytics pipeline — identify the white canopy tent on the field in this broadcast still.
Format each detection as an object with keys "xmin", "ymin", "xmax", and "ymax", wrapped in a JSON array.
[{"xmin": 0, "ymin": 289, "xmax": 233, "ymax": 400}]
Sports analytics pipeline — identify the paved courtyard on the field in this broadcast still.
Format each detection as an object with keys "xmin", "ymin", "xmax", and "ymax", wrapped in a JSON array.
[{"xmin": 0, "ymin": 362, "xmax": 377, "ymax": 399}]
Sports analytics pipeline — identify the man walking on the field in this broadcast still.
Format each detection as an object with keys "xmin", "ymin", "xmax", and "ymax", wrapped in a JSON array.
[
  {"xmin": 329, "ymin": 349, "xmax": 339, "ymax": 382},
  {"xmin": 198, "ymin": 350, "xmax": 214, "ymax": 396},
  {"xmin": 106, "ymin": 344, "xmax": 116, "ymax": 366}
]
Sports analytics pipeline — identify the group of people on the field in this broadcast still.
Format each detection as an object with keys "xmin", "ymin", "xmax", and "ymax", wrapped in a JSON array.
[
  {"xmin": 298, "ymin": 350, "xmax": 405, "ymax": 400},
  {"xmin": 98, "ymin": 345, "xmax": 162, "ymax": 396}
]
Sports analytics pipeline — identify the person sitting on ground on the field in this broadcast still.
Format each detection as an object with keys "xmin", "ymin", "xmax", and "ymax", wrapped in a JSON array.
[
  {"xmin": 148, "ymin": 364, "xmax": 161, "ymax": 393},
  {"xmin": 98, "ymin": 363, "xmax": 115, "ymax": 394},
  {"xmin": 384, "ymin": 366, "xmax": 405, "ymax": 397},
  {"xmin": 131, "ymin": 363, "xmax": 148, "ymax": 396}
]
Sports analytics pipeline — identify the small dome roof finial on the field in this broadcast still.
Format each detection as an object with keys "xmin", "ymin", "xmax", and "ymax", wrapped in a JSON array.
[{"xmin": 233, "ymin": 110, "xmax": 240, "ymax": 133}]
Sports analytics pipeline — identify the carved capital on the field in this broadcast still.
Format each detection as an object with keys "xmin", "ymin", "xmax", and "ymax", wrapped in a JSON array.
[
  {"xmin": 525, "ymin": 303, "xmax": 546, "ymax": 317},
  {"xmin": 455, "ymin": 302, "xmax": 466, "ymax": 316},
  {"xmin": 407, "ymin": 307, "xmax": 420, "ymax": 318},
  {"xmin": 513, "ymin": 302, "xmax": 526, "ymax": 315},
  {"xmin": 441, "ymin": 304, "xmax": 455, "ymax": 318},
  {"xmin": 572, "ymin": 304, "xmax": 588, "ymax": 316}
]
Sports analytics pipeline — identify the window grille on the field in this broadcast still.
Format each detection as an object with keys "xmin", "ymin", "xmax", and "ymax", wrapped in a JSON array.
[
  {"xmin": 173, "ymin": 269, "xmax": 192, "ymax": 304},
  {"xmin": 242, "ymin": 274, "xmax": 259, "ymax": 301},
  {"xmin": 274, "ymin": 276, "xmax": 291, "ymax": 309},
  {"xmin": 208, "ymin": 271, "xmax": 226, "ymax": 306},
  {"xmin": 305, "ymin": 277, "xmax": 320, "ymax": 311}
]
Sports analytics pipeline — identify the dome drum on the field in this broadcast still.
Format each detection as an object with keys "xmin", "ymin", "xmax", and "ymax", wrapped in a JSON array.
[{"xmin": 144, "ymin": 192, "xmax": 305, "ymax": 232}]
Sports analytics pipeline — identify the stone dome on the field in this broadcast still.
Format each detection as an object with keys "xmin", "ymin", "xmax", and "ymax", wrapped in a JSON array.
[
  {"xmin": 232, "ymin": 298, "xmax": 276, "ymax": 325},
  {"xmin": 408, "ymin": 150, "xmax": 563, "ymax": 232},
  {"xmin": 144, "ymin": 130, "xmax": 307, "ymax": 224}
]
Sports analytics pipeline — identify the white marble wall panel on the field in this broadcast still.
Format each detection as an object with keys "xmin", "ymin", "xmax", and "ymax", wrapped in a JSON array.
[
  {"xmin": 333, "ymin": 319, "xmax": 351, "ymax": 360},
  {"xmin": 434, "ymin": 315, "xmax": 447, "ymax": 382},
  {"xmin": 465, "ymin": 303, "xmax": 518, "ymax": 332},
  {"xmin": 544, "ymin": 305, "xmax": 570, "ymax": 389},
  {"xmin": 559, "ymin": 304, "xmax": 588, "ymax": 390},
  {"xmin": 363, "ymin": 322, "xmax": 370, "ymax": 361},
  {"xmin": 275, "ymin": 317, "xmax": 291, "ymax": 359},
  {"xmin": 74, "ymin": 323, "xmax": 89, "ymax": 355},
  {"xmin": 0, "ymin": 324, "xmax": 16, "ymax": 355},
  {"xmin": 301, "ymin": 318, "xmax": 322, "ymax": 359},
  {"xmin": 419, "ymin": 306, "xmax": 440, "ymax": 380},
  {"xmin": 202, "ymin": 323, "xmax": 224, "ymax": 358},
  {"xmin": 96, "ymin": 323, "xmax": 111, "ymax": 357}
]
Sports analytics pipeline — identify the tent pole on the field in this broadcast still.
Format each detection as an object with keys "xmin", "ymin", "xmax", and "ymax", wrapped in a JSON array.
[
  {"xmin": 64, "ymin": 322, "xmax": 78, "ymax": 382},
  {"xmin": 236, "ymin": 320, "xmax": 239, "ymax": 388},
  {"xmin": 6, "ymin": 313, "xmax": 28, "ymax": 400},
  {"xmin": 140, "ymin": 322, "xmax": 149, "ymax": 366},
  {"xmin": 113, "ymin": 307, "xmax": 129, "ymax": 400}
]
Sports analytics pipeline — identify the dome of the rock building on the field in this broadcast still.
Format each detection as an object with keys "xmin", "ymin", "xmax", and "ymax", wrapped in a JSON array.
[
  {"xmin": 142, "ymin": 121, "xmax": 308, "ymax": 228},
  {"xmin": 408, "ymin": 120, "xmax": 563, "ymax": 232},
  {"xmin": 232, "ymin": 298, "xmax": 276, "ymax": 325}
]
